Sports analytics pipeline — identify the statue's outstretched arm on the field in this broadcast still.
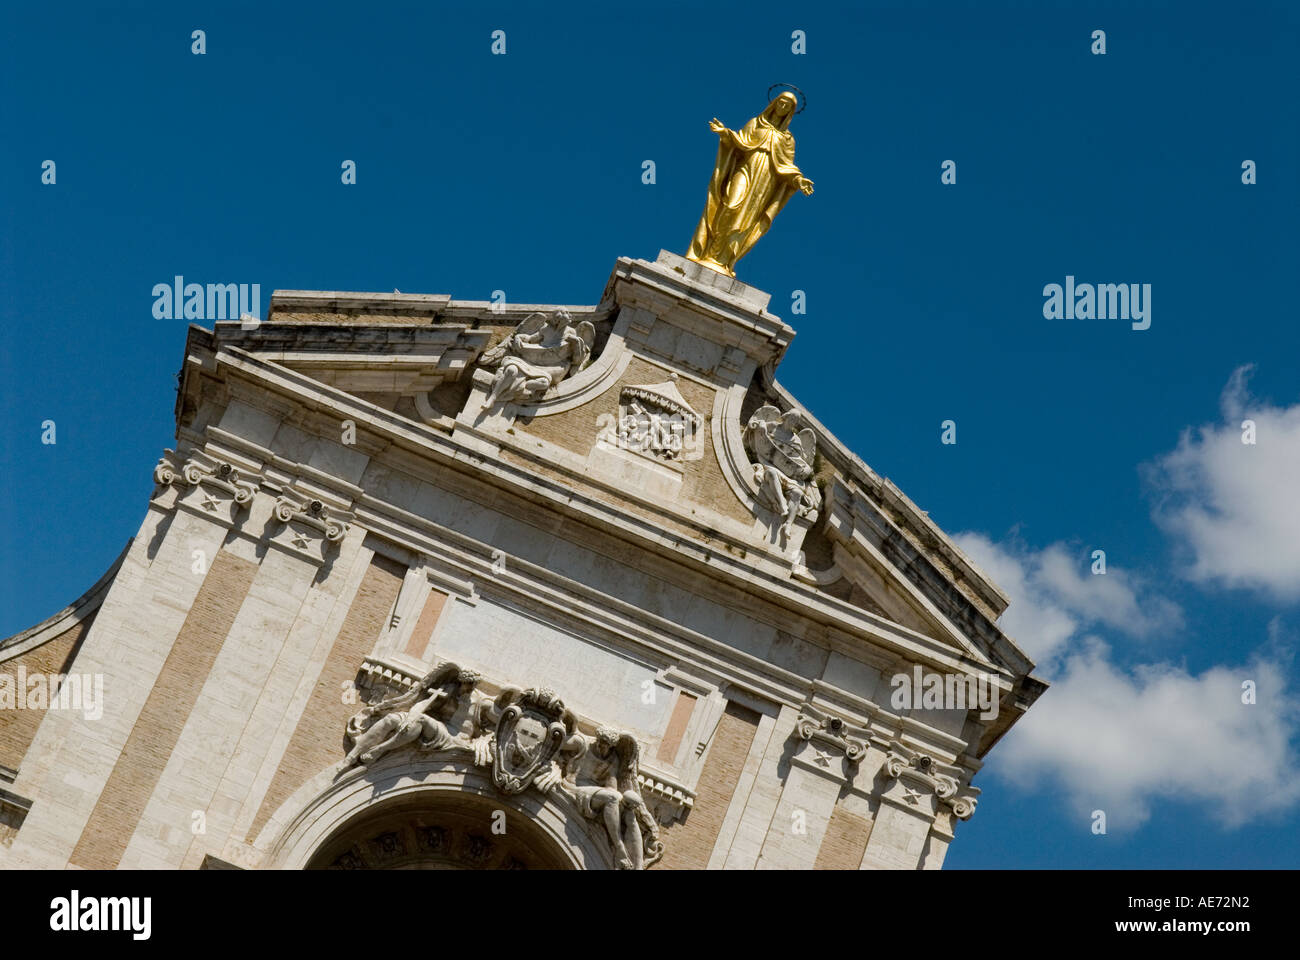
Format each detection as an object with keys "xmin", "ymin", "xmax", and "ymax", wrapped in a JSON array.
[{"xmin": 708, "ymin": 118, "xmax": 747, "ymax": 151}]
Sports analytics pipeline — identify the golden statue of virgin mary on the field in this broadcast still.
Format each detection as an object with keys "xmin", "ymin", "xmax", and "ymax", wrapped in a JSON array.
[{"xmin": 686, "ymin": 89, "xmax": 814, "ymax": 277}]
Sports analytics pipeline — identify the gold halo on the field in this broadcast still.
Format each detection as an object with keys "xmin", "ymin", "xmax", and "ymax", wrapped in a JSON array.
[{"xmin": 766, "ymin": 83, "xmax": 806, "ymax": 114}]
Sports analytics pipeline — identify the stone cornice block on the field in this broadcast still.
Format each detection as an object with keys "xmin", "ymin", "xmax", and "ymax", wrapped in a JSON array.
[
  {"xmin": 603, "ymin": 253, "xmax": 795, "ymax": 381},
  {"xmin": 268, "ymin": 290, "xmax": 452, "ymax": 316}
]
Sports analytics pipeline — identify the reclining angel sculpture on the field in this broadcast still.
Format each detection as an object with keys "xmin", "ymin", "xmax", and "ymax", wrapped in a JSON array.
[
  {"xmin": 557, "ymin": 726, "xmax": 664, "ymax": 870},
  {"xmin": 337, "ymin": 663, "xmax": 480, "ymax": 774},
  {"xmin": 478, "ymin": 309, "xmax": 596, "ymax": 414}
]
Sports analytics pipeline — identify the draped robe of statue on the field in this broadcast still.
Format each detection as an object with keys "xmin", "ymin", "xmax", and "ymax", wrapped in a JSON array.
[{"xmin": 687, "ymin": 92, "xmax": 810, "ymax": 277}]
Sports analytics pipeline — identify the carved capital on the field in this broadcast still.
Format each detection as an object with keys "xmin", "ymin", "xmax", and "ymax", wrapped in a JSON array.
[
  {"xmin": 792, "ymin": 705, "xmax": 868, "ymax": 775},
  {"xmin": 880, "ymin": 741, "xmax": 980, "ymax": 821},
  {"xmin": 153, "ymin": 449, "xmax": 262, "ymax": 527},
  {"xmin": 268, "ymin": 490, "xmax": 353, "ymax": 564}
]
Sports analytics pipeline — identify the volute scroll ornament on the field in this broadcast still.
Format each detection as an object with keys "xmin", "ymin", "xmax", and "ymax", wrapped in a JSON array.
[{"xmin": 881, "ymin": 741, "xmax": 981, "ymax": 821}]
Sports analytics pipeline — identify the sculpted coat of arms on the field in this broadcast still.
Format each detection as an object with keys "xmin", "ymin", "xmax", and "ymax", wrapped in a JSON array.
[{"xmin": 469, "ymin": 687, "xmax": 586, "ymax": 795}]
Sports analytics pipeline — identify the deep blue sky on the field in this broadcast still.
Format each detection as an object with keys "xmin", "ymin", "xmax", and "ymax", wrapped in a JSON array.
[{"xmin": 2, "ymin": 1, "xmax": 1297, "ymax": 868}]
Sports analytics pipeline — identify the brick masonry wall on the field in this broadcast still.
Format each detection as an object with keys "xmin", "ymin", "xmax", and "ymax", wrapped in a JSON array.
[
  {"xmin": 654, "ymin": 701, "xmax": 760, "ymax": 869},
  {"xmin": 246, "ymin": 553, "xmax": 406, "ymax": 842},
  {"xmin": 405, "ymin": 587, "xmax": 447, "ymax": 659},
  {"xmin": 813, "ymin": 805, "xmax": 874, "ymax": 869},
  {"xmin": 69, "ymin": 550, "xmax": 258, "ymax": 869},
  {"xmin": 656, "ymin": 691, "xmax": 697, "ymax": 766},
  {"xmin": 0, "ymin": 617, "xmax": 94, "ymax": 772}
]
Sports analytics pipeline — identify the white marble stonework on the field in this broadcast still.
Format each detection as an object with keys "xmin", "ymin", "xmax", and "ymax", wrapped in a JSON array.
[{"xmin": 0, "ymin": 252, "xmax": 1046, "ymax": 871}]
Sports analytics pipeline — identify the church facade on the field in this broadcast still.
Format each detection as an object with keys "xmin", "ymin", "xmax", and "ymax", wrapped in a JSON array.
[{"xmin": 0, "ymin": 252, "xmax": 1044, "ymax": 870}]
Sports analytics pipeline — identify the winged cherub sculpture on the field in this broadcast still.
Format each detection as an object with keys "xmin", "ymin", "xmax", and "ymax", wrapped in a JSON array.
[
  {"xmin": 477, "ymin": 309, "xmax": 596, "ymax": 414},
  {"xmin": 744, "ymin": 404, "xmax": 822, "ymax": 544},
  {"xmin": 337, "ymin": 662, "xmax": 480, "ymax": 774},
  {"xmin": 559, "ymin": 726, "xmax": 663, "ymax": 870}
]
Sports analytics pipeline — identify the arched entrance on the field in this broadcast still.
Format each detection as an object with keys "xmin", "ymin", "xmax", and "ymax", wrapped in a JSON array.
[
  {"xmin": 259, "ymin": 752, "xmax": 614, "ymax": 870},
  {"xmin": 305, "ymin": 792, "xmax": 575, "ymax": 869}
]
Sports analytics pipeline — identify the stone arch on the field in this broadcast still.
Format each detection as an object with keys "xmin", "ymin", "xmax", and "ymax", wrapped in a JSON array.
[{"xmin": 258, "ymin": 752, "xmax": 615, "ymax": 870}]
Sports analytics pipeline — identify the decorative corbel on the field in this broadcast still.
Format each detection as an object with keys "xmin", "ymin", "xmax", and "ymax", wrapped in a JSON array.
[
  {"xmin": 881, "ymin": 741, "xmax": 980, "ymax": 820},
  {"xmin": 268, "ymin": 490, "xmax": 353, "ymax": 565},
  {"xmin": 791, "ymin": 704, "xmax": 868, "ymax": 778},
  {"xmin": 153, "ymin": 449, "xmax": 261, "ymax": 528}
]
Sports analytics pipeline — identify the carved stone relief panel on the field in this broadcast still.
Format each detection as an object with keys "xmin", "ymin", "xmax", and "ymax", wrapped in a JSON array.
[
  {"xmin": 336, "ymin": 660, "xmax": 666, "ymax": 869},
  {"xmin": 743, "ymin": 404, "xmax": 822, "ymax": 546},
  {"xmin": 609, "ymin": 376, "xmax": 703, "ymax": 466}
]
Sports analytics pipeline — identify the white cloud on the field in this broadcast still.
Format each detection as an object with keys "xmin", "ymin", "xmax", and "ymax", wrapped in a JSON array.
[
  {"xmin": 1146, "ymin": 365, "xmax": 1300, "ymax": 602},
  {"xmin": 957, "ymin": 531, "xmax": 1300, "ymax": 830},
  {"xmin": 954, "ymin": 533, "xmax": 1180, "ymax": 664},
  {"xmin": 995, "ymin": 634, "xmax": 1300, "ymax": 829}
]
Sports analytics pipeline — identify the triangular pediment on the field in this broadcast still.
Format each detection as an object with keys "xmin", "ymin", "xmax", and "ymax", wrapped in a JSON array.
[{"xmin": 193, "ymin": 258, "xmax": 1038, "ymax": 699}]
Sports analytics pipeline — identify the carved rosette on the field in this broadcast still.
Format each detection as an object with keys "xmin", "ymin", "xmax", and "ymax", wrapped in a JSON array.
[
  {"xmin": 335, "ymin": 659, "xmax": 667, "ymax": 870},
  {"xmin": 881, "ymin": 741, "xmax": 980, "ymax": 821},
  {"xmin": 269, "ymin": 492, "xmax": 353, "ymax": 565},
  {"xmin": 153, "ymin": 449, "xmax": 261, "ymax": 528}
]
